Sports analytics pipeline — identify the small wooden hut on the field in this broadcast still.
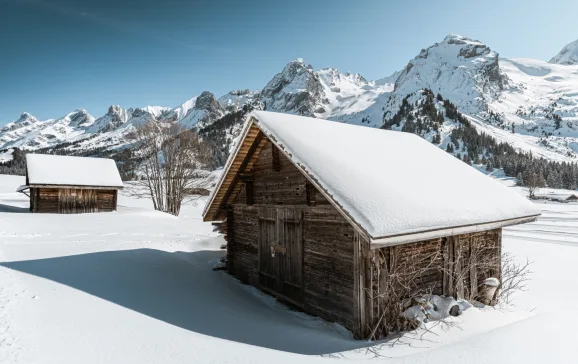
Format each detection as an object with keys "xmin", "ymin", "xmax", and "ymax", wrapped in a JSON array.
[
  {"xmin": 203, "ymin": 111, "xmax": 540, "ymax": 339},
  {"xmin": 566, "ymin": 194, "xmax": 578, "ymax": 202},
  {"xmin": 20, "ymin": 154, "xmax": 124, "ymax": 213}
]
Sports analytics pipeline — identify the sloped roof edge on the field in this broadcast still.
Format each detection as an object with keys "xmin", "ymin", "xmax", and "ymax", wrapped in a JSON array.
[{"xmin": 203, "ymin": 111, "xmax": 541, "ymax": 245}]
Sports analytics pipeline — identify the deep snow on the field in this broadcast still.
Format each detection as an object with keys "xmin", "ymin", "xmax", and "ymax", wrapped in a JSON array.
[{"xmin": 1, "ymin": 174, "xmax": 577, "ymax": 363}]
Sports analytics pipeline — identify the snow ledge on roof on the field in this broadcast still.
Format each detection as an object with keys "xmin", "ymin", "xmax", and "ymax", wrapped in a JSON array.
[
  {"xmin": 26, "ymin": 154, "xmax": 124, "ymax": 188},
  {"xmin": 248, "ymin": 111, "xmax": 540, "ymax": 241}
]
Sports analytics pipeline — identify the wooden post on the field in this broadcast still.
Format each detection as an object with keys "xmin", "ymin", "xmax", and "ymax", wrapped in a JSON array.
[
  {"xmin": 226, "ymin": 206, "xmax": 235, "ymax": 274},
  {"xmin": 455, "ymin": 236, "xmax": 465, "ymax": 299},
  {"xmin": 443, "ymin": 236, "xmax": 455, "ymax": 298},
  {"xmin": 272, "ymin": 146, "xmax": 280, "ymax": 172},
  {"xmin": 353, "ymin": 231, "xmax": 367, "ymax": 338},
  {"xmin": 469, "ymin": 237, "xmax": 479, "ymax": 300}
]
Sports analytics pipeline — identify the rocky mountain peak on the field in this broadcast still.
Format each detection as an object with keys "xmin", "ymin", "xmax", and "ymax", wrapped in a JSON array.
[
  {"xmin": 17, "ymin": 112, "xmax": 38, "ymax": 123},
  {"xmin": 261, "ymin": 58, "xmax": 325, "ymax": 116},
  {"xmin": 131, "ymin": 108, "xmax": 153, "ymax": 119},
  {"xmin": 195, "ymin": 91, "xmax": 224, "ymax": 113},
  {"xmin": 107, "ymin": 105, "xmax": 123, "ymax": 116},
  {"xmin": 550, "ymin": 39, "xmax": 578, "ymax": 65},
  {"xmin": 392, "ymin": 34, "xmax": 503, "ymax": 114},
  {"xmin": 68, "ymin": 109, "xmax": 94, "ymax": 127}
]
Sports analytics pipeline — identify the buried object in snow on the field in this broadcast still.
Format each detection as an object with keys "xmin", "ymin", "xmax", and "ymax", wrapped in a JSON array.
[{"xmin": 204, "ymin": 110, "xmax": 540, "ymax": 340}]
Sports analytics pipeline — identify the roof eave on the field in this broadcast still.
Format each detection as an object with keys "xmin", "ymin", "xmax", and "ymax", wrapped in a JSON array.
[
  {"xmin": 28, "ymin": 183, "xmax": 124, "ymax": 190},
  {"xmin": 202, "ymin": 116, "xmax": 257, "ymax": 220},
  {"xmin": 368, "ymin": 214, "xmax": 540, "ymax": 249}
]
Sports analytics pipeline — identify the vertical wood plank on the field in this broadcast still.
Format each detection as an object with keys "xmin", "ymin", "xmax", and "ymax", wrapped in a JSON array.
[
  {"xmin": 226, "ymin": 206, "xmax": 235, "ymax": 274},
  {"xmin": 272, "ymin": 145, "xmax": 280, "ymax": 172},
  {"xmin": 469, "ymin": 236, "xmax": 478, "ymax": 299}
]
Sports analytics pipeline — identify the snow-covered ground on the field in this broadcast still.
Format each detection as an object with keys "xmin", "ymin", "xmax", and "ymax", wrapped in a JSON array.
[{"xmin": 1, "ymin": 174, "xmax": 577, "ymax": 363}]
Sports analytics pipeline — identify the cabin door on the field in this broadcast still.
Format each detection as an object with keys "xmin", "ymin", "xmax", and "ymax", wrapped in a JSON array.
[{"xmin": 258, "ymin": 206, "xmax": 303, "ymax": 305}]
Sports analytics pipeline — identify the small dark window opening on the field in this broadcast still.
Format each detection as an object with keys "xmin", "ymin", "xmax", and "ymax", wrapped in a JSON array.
[
  {"xmin": 272, "ymin": 146, "xmax": 280, "ymax": 172},
  {"xmin": 245, "ymin": 181, "xmax": 254, "ymax": 205},
  {"xmin": 306, "ymin": 181, "xmax": 316, "ymax": 206}
]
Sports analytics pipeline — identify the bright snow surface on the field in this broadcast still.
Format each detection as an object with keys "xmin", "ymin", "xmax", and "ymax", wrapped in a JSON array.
[
  {"xmin": 248, "ymin": 111, "xmax": 540, "ymax": 239},
  {"xmin": 26, "ymin": 154, "xmax": 124, "ymax": 187},
  {"xmin": 0, "ymin": 174, "xmax": 577, "ymax": 363}
]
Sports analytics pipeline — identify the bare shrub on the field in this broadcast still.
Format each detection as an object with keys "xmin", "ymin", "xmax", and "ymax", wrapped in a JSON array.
[
  {"xmin": 366, "ymin": 239, "xmax": 532, "ymax": 341},
  {"xmin": 497, "ymin": 252, "xmax": 532, "ymax": 304},
  {"xmin": 367, "ymin": 247, "xmax": 443, "ymax": 339}
]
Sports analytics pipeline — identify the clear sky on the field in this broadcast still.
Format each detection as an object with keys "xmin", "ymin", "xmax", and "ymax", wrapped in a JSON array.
[{"xmin": 1, "ymin": 0, "xmax": 578, "ymax": 123}]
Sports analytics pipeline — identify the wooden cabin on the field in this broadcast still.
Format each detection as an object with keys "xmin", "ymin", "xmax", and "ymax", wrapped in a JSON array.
[
  {"xmin": 566, "ymin": 194, "xmax": 578, "ymax": 202},
  {"xmin": 203, "ymin": 111, "xmax": 540, "ymax": 340},
  {"xmin": 20, "ymin": 154, "xmax": 124, "ymax": 213}
]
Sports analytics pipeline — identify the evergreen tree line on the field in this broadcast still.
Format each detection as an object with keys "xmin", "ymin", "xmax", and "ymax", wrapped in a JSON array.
[
  {"xmin": 0, "ymin": 148, "xmax": 26, "ymax": 175},
  {"xmin": 382, "ymin": 89, "xmax": 578, "ymax": 191},
  {"xmin": 197, "ymin": 102, "xmax": 260, "ymax": 169}
]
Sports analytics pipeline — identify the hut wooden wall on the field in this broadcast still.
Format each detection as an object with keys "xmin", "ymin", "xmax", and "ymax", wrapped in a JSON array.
[
  {"xmin": 355, "ymin": 229, "xmax": 502, "ymax": 340},
  {"xmin": 30, "ymin": 187, "xmax": 118, "ymax": 213},
  {"xmin": 222, "ymin": 138, "xmax": 502, "ymax": 341},
  {"xmin": 227, "ymin": 140, "xmax": 356, "ymax": 332}
]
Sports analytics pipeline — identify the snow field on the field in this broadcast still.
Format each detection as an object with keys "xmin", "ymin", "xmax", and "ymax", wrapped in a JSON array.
[{"xmin": 0, "ymin": 174, "xmax": 577, "ymax": 363}]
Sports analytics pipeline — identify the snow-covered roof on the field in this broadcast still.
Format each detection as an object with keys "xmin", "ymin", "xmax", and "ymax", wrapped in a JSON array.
[
  {"xmin": 26, "ymin": 154, "xmax": 124, "ymax": 188},
  {"xmin": 204, "ymin": 111, "xmax": 540, "ymax": 245}
]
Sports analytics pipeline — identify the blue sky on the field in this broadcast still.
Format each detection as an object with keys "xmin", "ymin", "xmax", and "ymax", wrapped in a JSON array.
[{"xmin": 1, "ymin": 0, "xmax": 577, "ymax": 123}]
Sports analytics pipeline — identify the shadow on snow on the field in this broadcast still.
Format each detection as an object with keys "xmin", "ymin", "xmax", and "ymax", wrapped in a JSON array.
[
  {"xmin": 0, "ymin": 203, "xmax": 29, "ymax": 213},
  {"xmin": 2, "ymin": 248, "xmax": 371, "ymax": 355}
]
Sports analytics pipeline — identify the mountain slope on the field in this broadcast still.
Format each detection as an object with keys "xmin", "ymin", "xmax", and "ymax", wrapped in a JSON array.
[
  {"xmin": 261, "ymin": 59, "xmax": 395, "ymax": 126},
  {"xmin": 550, "ymin": 39, "xmax": 578, "ymax": 65},
  {"xmin": 5, "ymin": 34, "xmax": 578, "ymax": 167}
]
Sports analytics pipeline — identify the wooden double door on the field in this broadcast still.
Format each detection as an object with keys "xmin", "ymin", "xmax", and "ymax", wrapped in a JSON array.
[{"xmin": 258, "ymin": 206, "xmax": 304, "ymax": 305}]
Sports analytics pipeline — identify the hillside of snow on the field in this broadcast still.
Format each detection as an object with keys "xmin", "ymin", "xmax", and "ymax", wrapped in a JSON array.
[{"xmin": 0, "ymin": 174, "xmax": 577, "ymax": 363}]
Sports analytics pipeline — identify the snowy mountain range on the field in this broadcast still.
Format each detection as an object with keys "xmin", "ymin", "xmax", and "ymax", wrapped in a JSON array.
[{"xmin": 3, "ymin": 34, "xmax": 578, "ymax": 164}]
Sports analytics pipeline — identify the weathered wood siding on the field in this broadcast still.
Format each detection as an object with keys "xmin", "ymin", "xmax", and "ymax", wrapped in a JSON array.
[
  {"xmin": 30, "ymin": 187, "xmax": 118, "ymax": 213},
  {"xmin": 224, "ymin": 137, "xmax": 502, "ymax": 341},
  {"xmin": 227, "ymin": 140, "xmax": 356, "ymax": 331},
  {"xmin": 302, "ymin": 206, "xmax": 355, "ymax": 329},
  {"xmin": 233, "ymin": 141, "xmax": 329, "ymax": 206},
  {"xmin": 356, "ymin": 229, "xmax": 502, "ymax": 340}
]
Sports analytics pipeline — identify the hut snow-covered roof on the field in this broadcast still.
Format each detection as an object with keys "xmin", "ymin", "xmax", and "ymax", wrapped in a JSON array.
[
  {"xmin": 203, "ymin": 111, "xmax": 540, "ymax": 246},
  {"xmin": 25, "ymin": 154, "xmax": 124, "ymax": 188}
]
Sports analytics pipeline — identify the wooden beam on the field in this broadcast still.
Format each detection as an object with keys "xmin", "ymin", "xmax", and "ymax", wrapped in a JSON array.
[
  {"xmin": 272, "ymin": 145, "xmax": 280, "ymax": 172},
  {"xmin": 218, "ymin": 131, "xmax": 264, "ymax": 212},
  {"xmin": 28, "ymin": 184, "xmax": 123, "ymax": 190},
  {"xmin": 239, "ymin": 173, "xmax": 254, "ymax": 181},
  {"xmin": 245, "ymin": 180, "xmax": 254, "ymax": 205}
]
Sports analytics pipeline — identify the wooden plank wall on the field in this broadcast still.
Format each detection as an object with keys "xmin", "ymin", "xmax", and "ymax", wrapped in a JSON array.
[
  {"xmin": 227, "ymin": 140, "xmax": 357, "ymax": 332},
  {"xmin": 224, "ymin": 137, "xmax": 502, "ymax": 341},
  {"xmin": 230, "ymin": 204, "xmax": 259, "ymax": 285},
  {"xmin": 97, "ymin": 190, "xmax": 117, "ymax": 211},
  {"xmin": 302, "ymin": 206, "xmax": 355, "ymax": 331},
  {"xmin": 31, "ymin": 188, "xmax": 118, "ymax": 213},
  {"xmin": 233, "ymin": 141, "xmax": 330, "ymax": 207},
  {"xmin": 359, "ymin": 229, "xmax": 502, "ymax": 340}
]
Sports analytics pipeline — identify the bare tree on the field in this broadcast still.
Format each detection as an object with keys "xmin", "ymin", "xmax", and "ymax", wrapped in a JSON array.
[
  {"xmin": 130, "ymin": 121, "xmax": 214, "ymax": 216},
  {"xmin": 523, "ymin": 167, "xmax": 546, "ymax": 199}
]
